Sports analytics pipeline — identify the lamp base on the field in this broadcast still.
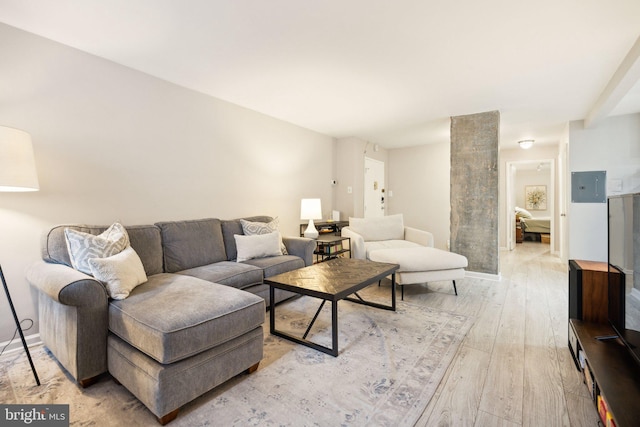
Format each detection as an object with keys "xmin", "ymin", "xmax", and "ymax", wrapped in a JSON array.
[{"xmin": 303, "ymin": 220, "xmax": 319, "ymax": 239}]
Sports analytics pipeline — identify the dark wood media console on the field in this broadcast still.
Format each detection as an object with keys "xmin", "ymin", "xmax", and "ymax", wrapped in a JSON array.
[
  {"xmin": 569, "ymin": 320, "xmax": 640, "ymax": 427},
  {"xmin": 568, "ymin": 259, "xmax": 640, "ymax": 427}
]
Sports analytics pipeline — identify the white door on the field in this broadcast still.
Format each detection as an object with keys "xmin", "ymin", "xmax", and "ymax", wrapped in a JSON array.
[
  {"xmin": 559, "ymin": 142, "xmax": 568, "ymax": 262},
  {"xmin": 506, "ymin": 162, "xmax": 516, "ymax": 250},
  {"xmin": 364, "ymin": 157, "xmax": 385, "ymax": 218}
]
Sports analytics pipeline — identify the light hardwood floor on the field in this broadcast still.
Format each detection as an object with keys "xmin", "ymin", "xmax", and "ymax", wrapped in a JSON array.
[{"xmin": 400, "ymin": 242, "xmax": 600, "ymax": 426}]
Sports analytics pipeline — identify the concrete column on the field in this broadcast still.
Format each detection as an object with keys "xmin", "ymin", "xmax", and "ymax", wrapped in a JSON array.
[{"xmin": 450, "ymin": 111, "xmax": 499, "ymax": 275}]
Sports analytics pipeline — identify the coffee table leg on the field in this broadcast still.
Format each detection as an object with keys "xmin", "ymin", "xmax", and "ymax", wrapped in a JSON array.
[
  {"xmin": 269, "ymin": 286, "xmax": 275, "ymax": 333},
  {"xmin": 269, "ymin": 294, "xmax": 339, "ymax": 357},
  {"xmin": 303, "ymin": 300, "xmax": 326, "ymax": 339},
  {"xmin": 331, "ymin": 300, "xmax": 338, "ymax": 356},
  {"xmin": 391, "ymin": 272, "xmax": 396, "ymax": 311},
  {"xmin": 344, "ymin": 274, "xmax": 397, "ymax": 311}
]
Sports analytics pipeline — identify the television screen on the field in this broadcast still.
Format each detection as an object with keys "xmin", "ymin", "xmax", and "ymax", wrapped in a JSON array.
[{"xmin": 608, "ymin": 193, "xmax": 640, "ymax": 365}]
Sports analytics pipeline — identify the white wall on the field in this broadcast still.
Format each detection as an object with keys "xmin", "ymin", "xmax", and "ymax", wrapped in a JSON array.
[
  {"xmin": 387, "ymin": 142, "xmax": 451, "ymax": 249},
  {"xmin": 0, "ymin": 24, "xmax": 335, "ymax": 343},
  {"xmin": 568, "ymin": 114, "xmax": 640, "ymax": 262}
]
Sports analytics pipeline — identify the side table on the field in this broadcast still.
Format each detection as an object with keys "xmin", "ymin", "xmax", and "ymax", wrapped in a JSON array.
[
  {"xmin": 314, "ymin": 235, "xmax": 350, "ymax": 263},
  {"xmin": 300, "ymin": 220, "xmax": 349, "ymax": 237}
]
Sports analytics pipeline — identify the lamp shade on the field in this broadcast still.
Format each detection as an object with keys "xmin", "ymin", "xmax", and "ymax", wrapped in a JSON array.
[
  {"xmin": 0, "ymin": 126, "xmax": 39, "ymax": 192},
  {"xmin": 300, "ymin": 198, "xmax": 322, "ymax": 220}
]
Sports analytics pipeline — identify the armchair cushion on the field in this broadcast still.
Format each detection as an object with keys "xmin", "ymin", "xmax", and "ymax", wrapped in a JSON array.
[
  {"xmin": 363, "ymin": 239, "xmax": 421, "ymax": 259},
  {"xmin": 348, "ymin": 214, "xmax": 404, "ymax": 241}
]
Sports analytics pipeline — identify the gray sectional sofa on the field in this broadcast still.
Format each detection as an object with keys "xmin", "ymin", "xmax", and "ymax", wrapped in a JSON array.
[{"xmin": 26, "ymin": 216, "xmax": 315, "ymax": 424}]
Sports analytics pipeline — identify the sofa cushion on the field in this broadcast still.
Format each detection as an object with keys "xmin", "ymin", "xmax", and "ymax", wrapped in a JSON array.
[
  {"xmin": 126, "ymin": 225, "xmax": 164, "ymax": 276},
  {"xmin": 242, "ymin": 255, "xmax": 305, "ymax": 278},
  {"xmin": 349, "ymin": 214, "xmax": 405, "ymax": 241},
  {"xmin": 221, "ymin": 216, "xmax": 273, "ymax": 261},
  {"xmin": 156, "ymin": 218, "xmax": 226, "ymax": 273},
  {"xmin": 109, "ymin": 273, "xmax": 265, "ymax": 364},
  {"xmin": 43, "ymin": 224, "xmax": 164, "ymax": 276},
  {"xmin": 177, "ymin": 261, "xmax": 263, "ymax": 290}
]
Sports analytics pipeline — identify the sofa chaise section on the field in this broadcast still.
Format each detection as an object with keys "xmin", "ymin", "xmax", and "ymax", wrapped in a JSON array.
[{"xmin": 107, "ymin": 273, "xmax": 264, "ymax": 423}]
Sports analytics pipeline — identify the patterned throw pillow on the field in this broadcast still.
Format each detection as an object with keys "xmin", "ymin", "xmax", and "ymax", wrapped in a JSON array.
[
  {"xmin": 64, "ymin": 222, "xmax": 130, "ymax": 275},
  {"xmin": 240, "ymin": 218, "xmax": 288, "ymax": 255}
]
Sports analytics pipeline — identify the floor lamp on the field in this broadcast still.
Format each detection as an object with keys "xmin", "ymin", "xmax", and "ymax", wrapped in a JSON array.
[{"xmin": 0, "ymin": 126, "xmax": 40, "ymax": 386}]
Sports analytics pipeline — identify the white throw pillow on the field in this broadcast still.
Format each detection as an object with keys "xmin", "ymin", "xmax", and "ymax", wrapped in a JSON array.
[
  {"xmin": 515, "ymin": 206, "xmax": 533, "ymax": 219},
  {"xmin": 240, "ymin": 217, "xmax": 288, "ymax": 255},
  {"xmin": 65, "ymin": 222, "xmax": 130, "ymax": 275},
  {"xmin": 89, "ymin": 246, "xmax": 148, "ymax": 300},
  {"xmin": 234, "ymin": 232, "xmax": 282, "ymax": 262},
  {"xmin": 349, "ymin": 214, "xmax": 405, "ymax": 241}
]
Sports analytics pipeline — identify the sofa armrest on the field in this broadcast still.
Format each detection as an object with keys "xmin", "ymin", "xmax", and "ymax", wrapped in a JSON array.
[
  {"xmin": 282, "ymin": 236, "xmax": 316, "ymax": 266},
  {"xmin": 341, "ymin": 227, "xmax": 366, "ymax": 259},
  {"xmin": 404, "ymin": 226, "xmax": 434, "ymax": 247},
  {"xmin": 26, "ymin": 260, "xmax": 109, "ymax": 384},
  {"xmin": 26, "ymin": 260, "xmax": 108, "ymax": 307}
]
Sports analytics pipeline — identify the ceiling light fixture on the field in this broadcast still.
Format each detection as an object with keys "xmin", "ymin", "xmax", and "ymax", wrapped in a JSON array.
[{"xmin": 518, "ymin": 140, "xmax": 534, "ymax": 149}]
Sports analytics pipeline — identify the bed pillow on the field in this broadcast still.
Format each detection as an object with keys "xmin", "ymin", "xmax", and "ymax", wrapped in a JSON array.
[
  {"xmin": 234, "ymin": 232, "xmax": 282, "ymax": 262},
  {"xmin": 349, "ymin": 214, "xmax": 404, "ymax": 241},
  {"xmin": 65, "ymin": 222, "xmax": 130, "ymax": 275},
  {"xmin": 240, "ymin": 217, "xmax": 288, "ymax": 255},
  {"xmin": 515, "ymin": 207, "xmax": 533, "ymax": 219},
  {"xmin": 88, "ymin": 246, "xmax": 148, "ymax": 300}
]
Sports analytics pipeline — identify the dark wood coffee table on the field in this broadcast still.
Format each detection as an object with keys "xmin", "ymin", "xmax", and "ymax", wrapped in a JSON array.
[{"xmin": 265, "ymin": 258, "xmax": 399, "ymax": 356}]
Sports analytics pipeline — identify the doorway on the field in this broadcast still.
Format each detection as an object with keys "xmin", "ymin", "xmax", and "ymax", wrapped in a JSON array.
[
  {"xmin": 364, "ymin": 157, "xmax": 385, "ymax": 218},
  {"xmin": 506, "ymin": 159, "xmax": 556, "ymax": 253}
]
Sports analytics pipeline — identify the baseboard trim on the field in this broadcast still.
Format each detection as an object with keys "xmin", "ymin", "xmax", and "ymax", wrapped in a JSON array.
[
  {"xmin": 465, "ymin": 271, "xmax": 502, "ymax": 282},
  {"xmin": 0, "ymin": 333, "xmax": 42, "ymax": 356}
]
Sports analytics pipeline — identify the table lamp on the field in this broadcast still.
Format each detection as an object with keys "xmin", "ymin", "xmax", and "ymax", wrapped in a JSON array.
[
  {"xmin": 0, "ymin": 125, "xmax": 40, "ymax": 385},
  {"xmin": 300, "ymin": 198, "xmax": 322, "ymax": 238}
]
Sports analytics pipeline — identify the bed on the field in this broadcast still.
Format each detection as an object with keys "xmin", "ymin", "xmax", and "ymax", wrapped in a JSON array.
[
  {"xmin": 515, "ymin": 207, "xmax": 550, "ymax": 242},
  {"xmin": 520, "ymin": 217, "xmax": 551, "ymax": 234}
]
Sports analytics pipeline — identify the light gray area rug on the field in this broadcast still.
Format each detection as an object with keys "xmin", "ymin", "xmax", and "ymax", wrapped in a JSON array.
[{"xmin": 0, "ymin": 294, "xmax": 472, "ymax": 426}]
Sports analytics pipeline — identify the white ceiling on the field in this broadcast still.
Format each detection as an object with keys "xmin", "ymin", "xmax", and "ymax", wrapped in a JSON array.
[{"xmin": 2, "ymin": 0, "xmax": 640, "ymax": 149}]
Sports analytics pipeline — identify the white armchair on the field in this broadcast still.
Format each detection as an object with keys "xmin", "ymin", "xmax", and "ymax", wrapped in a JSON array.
[
  {"xmin": 341, "ymin": 214, "xmax": 434, "ymax": 260},
  {"xmin": 342, "ymin": 214, "xmax": 467, "ymax": 299}
]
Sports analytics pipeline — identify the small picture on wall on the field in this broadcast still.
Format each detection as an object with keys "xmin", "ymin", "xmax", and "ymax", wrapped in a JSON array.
[{"xmin": 525, "ymin": 185, "xmax": 547, "ymax": 210}]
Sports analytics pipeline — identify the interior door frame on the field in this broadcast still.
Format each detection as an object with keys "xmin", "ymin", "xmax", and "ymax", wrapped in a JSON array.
[
  {"xmin": 505, "ymin": 159, "xmax": 556, "ymax": 252},
  {"xmin": 364, "ymin": 157, "xmax": 385, "ymax": 218}
]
